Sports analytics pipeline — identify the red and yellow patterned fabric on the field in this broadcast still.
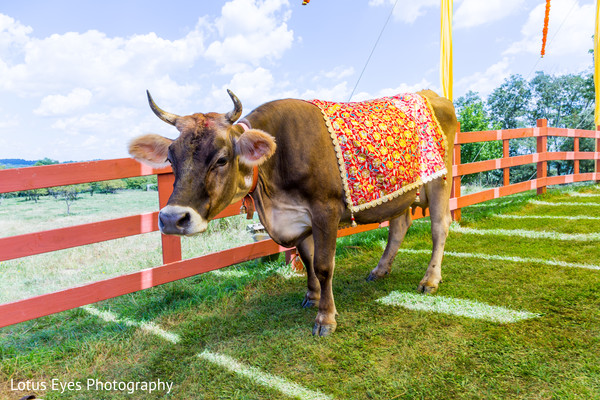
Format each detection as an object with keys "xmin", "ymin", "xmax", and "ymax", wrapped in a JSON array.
[{"xmin": 307, "ymin": 93, "xmax": 447, "ymax": 214}]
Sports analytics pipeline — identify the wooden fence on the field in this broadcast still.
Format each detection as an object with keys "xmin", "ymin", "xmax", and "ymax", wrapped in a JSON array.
[{"xmin": 0, "ymin": 119, "xmax": 598, "ymax": 328}]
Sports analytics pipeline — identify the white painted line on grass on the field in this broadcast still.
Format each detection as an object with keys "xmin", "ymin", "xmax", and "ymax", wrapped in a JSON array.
[
  {"xmin": 198, "ymin": 350, "xmax": 333, "ymax": 400},
  {"xmin": 450, "ymin": 225, "xmax": 600, "ymax": 241},
  {"xmin": 398, "ymin": 248, "xmax": 600, "ymax": 270},
  {"xmin": 530, "ymin": 200, "xmax": 600, "ymax": 207},
  {"xmin": 81, "ymin": 305, "xmax": 181, "ymax": 344},
  {"xmin": 569, "ymin": 193, "xmax": 600, "ymax": 197},
  {"xmin": 211, "ymin": 269, "xmax": 251, "ymax": 278},
  {"xmin": 463, "ymin": 196, "xmax": 600, "ymax": 209},
  {"xmin": 376, "ymin": 291, "xmax": 540, "ymax": 323},
  {"xmin": 495, "ymin": 214, "xmax": 600, "ymax": 221},
  {"xmin": 466, "ymin": 200, "xmax": 518, "ymax": 208},
  {"xmin": 82, "ymin": 306, "xmax": 333, "ymax": 400}
]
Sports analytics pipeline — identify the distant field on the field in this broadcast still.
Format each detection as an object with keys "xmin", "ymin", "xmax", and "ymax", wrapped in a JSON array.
[
  {"xmin": 1, "ymin": 183, "xmax": 599, "ymax": 399},
  {"xmin": 0, "ymin": 190, "xmax": 255, "ymax": 303}
]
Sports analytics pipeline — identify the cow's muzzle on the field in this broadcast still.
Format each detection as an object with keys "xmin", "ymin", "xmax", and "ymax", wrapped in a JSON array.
[{"xmin": 158, "ymin": 205, "xmax": 208, "ymax": 236}]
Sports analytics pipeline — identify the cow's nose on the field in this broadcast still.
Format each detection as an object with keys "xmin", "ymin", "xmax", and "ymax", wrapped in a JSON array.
[
  {"xmin": 158, "ymin": 205, "xmax": 208, "ymax": 236},
  {"xmin": 159, "ymin": 207, "xmax": 191, "ymax": 235}
]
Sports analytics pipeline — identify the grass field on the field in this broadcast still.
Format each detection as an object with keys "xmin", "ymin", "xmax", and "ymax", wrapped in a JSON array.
[
  {"xmin": 0, "ymin": 190, "xmax": 256, "ymax": 303},
  {"xmin": 1, "ymin": 184, "xmax": 600, "ymax": 399}
]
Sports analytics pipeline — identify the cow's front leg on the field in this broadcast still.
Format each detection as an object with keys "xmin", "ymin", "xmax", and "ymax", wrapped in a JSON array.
[
  {"xmin": 311, "ymin": 205, "xmax": 341, "ymax": 336},
  {"xmin": 297, "ymin": 235, "xmax": 320, "ymax": 308}
]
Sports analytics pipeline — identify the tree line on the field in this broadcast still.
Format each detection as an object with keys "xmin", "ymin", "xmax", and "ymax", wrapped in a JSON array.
[
  {"xmin": 0, "ymin": 158, "xmax": 157, "ymax": 214},
  {"xmin": 454, "ymin": 71, "xmax": 596, "ymax": 187}
]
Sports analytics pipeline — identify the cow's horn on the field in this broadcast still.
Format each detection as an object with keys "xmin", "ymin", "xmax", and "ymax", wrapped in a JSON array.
[
  {"xmin": 225, "ymin": 89, "xmax": 242, "ymax": 123},
  {"xmin": 146, "ymin": 90, "xmax": 179, "ymax": 126}
]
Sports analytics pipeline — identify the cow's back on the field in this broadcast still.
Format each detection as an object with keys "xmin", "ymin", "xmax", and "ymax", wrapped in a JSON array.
[{"xmin": 247, "ymin": 99, "xmax": 345, "ymax": 200}]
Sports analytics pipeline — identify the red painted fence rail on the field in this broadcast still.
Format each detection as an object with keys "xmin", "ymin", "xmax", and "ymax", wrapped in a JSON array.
[{"xmin": 0, "ymin": 119, "xmax": 599, "ymax": 328}]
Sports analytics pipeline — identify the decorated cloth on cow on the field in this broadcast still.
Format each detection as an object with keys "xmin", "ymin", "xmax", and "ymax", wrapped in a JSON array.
[{"xmin": 307, "ymin": 93, "xmax": 447, "ymax": 214}]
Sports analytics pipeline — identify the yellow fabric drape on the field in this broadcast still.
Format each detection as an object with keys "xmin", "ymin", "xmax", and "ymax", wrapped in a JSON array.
[
  {"xmin": 595, "ymin": 0, "xmax": 600, "ymax": 126},
  {"xmin": 440, "ymin": 0, "xmax": 453, "ymax": 101}
]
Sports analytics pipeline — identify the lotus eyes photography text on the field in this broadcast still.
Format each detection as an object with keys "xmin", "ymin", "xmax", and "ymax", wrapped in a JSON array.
[{"xmin": 11, "ymin": 378, "xmax": 174, "ymax": 395}]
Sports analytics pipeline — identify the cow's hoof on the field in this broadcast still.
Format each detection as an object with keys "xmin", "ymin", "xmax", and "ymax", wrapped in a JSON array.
[
  {"xmin": 366, "ymin": 270, "xmax": 389, "ymax": 282},
  {"xmin": 417, "ymin": 282, "xmax": 439, "ymax": 294},
  {"xmin": 312, "ymin": 322, "xmax": 336, "ymax": 337},
  {"xmin": 302, "ymin": 294, "xmax": 319, "ymax": 308}
]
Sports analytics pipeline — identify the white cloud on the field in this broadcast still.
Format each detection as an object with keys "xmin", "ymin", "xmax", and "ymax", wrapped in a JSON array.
[
  {"xmin": 46, "ymin": 108, "xmax": 144, "ymax": 159},
  {"xmin": 318, "ymin": 66, "xmax": 355, "ymax": 81},
  {"xmin": 0, "ymin": 112, "xmax": 19, "ymax": 129},
  {"xmin": 456, "ymin": 58, "xmax": 511, "ymax": 97},
  {"xmin": 0, "ymin": 14, "xmax": 32, "ymax": 56},
  {"xmin": 454, "ymin": 0, "xmax": 526, "ymax": 29},
  {"xmin": 369, "ymin": 0, "xmax": 439, "ymax": 24},
  {"xmin": 34, "ymin": 88, "xmax": 93, "ymax": 116},
  {"xmin": 300, "ymin": 82, "xmax": 351, "ymax": 102},
  {"xmin": 218, "ymin": 67, "xmax": 277, "ymax": 107},
  {"xmin": 504, "ymin": 0, "xmax": 594, "ymax": 57},
  {"xmin": 0, "ymin": 0, "xmax": 285, "ymax": 162},
  {"xmin": 205, "ymin": 0, "xmax": 294, "ymax": 73},
  {"xmin": 0, "ymin": 15, "xmax": 205, "ymax": 106},
  {"xmin": 351, "ymin": 78, "xmax": 434, "ymax": 102}
]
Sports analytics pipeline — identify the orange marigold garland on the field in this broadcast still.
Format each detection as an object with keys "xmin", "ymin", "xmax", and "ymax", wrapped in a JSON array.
[{"xmin": 541, "ymin": 0, "xmax": 551, "ymax": 57}]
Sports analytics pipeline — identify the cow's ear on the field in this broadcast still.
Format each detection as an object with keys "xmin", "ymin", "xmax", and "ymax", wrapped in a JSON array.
[
  {"xmin": 128, "ymin": 134, "xmax": 172, "ymax": 168},
  {"xmin": 235, "ymin": 129, "xmax": 276, "ymax": 166}
]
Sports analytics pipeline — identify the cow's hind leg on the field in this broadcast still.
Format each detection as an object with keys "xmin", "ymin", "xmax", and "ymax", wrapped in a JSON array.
[
  {"xmin": 298, "ymin": 235, "xmax": 320, "ymax": 308},
  {"xmin": 418, "ymin": 181, "xmax": 451, "ymax": 294},
  {"xmin": 367, "ymin": 210, "xmax": 412, "ymax": 281}
]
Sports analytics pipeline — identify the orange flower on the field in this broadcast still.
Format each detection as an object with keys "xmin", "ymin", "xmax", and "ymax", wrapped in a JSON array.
[{"xmin": 541, "ymin": 0, "xmax": 551, "ymax": 57}]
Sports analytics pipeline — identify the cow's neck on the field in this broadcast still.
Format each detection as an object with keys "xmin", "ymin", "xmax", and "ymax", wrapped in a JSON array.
[{"xmin": 240, "ymin": 165, "xmax": 259, "ymax": 218}]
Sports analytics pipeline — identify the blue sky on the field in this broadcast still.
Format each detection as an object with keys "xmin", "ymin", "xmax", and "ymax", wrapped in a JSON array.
[{"xmin": 0, "ymin": 0, "xmax": 596, "ymax": 161}]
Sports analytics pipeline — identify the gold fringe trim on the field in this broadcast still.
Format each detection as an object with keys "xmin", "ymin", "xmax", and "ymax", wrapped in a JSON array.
[{"xmin": 314, "ymin": 93, "xmax": 449, "ymax": 216}]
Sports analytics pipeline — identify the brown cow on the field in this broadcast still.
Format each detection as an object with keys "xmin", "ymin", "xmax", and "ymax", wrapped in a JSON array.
[{"xmin": 129, "ymin": 89, "xmax": 457, "ymax": 336}]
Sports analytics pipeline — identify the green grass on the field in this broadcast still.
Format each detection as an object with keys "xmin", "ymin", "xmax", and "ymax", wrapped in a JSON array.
[
  {"xmin": 1, "ymin": 184, "xmax": 600, "ymax": 399},
  {"xmin": 0, "ymin": 190, "xmax": 159, "ymax": 237},
  {"xmin": 0, "ymin": 190, "xmax": 256, "ymax": 303}
]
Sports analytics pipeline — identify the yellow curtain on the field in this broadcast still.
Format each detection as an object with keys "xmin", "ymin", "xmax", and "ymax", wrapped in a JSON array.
[
  {"xmin": 595, "ymin": 0, "xmax": 600, "ymax": 127},
  {"xmin": 440, "ymin": 0, "xmax": 453, "ymax": 101}
]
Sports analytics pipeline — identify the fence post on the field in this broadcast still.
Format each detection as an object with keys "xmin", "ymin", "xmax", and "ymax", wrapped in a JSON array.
[
  {"xmin": 451, "ymin": 123, "xmax": 461, "ymax": 221},
  {"xmin": 503, "ymin": 138, "xmax": 510, "ymax": 186},
  {"xmin": 596, "ymin": 125, "xmax": 600, "ymax": 183},
  {"xmin": 536, "ymin": 119, "xmax": 548, "ymax": 195},
  {"xmin": 157, "ymin": 173, "xmax": 182, "ymax": 264},
  {"xmin": 573, "ymin": 136, "xmax": 580, "ymax": 176}
]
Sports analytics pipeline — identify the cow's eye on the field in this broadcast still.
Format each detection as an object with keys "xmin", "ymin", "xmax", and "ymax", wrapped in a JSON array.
[{"xmin": 215, "ymin": 157, "xmax": 228, "ymax": 167}]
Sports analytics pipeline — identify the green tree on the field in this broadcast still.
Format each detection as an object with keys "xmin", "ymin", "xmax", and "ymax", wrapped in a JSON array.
[
  {"xmin": 487, "ymin": 74, "xmax": 532, "ymax": 129},
  {"xmin": 34, "ymin": 158, "xmax": 60, "ymax": 166},
  {"xmin": 22, "ymin": 188, "xmax": 48, "ymax": 203},
  {"xmin": 53, "ymin": 184, "xmax": 91, "ymax": 215},
  {"xmin": 454, "ymin": 91, "xmax": 502, "ymax": 186},
  {"xmin": 454, "ymin": 91, "xmax": 493, "ymax": 132},
  {"xmin": 528, "ymin": 72, "xmax": 595, "ymax": 175},
  {"xmin": 122, "ymin": 176, "xmax": 158, "ymax": 191},
  {"xmin": 528, "ymin": 72, "xmax": 594, "ymax": 130},
  {"xmin": 96, "ymin": 179, "xmax": 126, "ymax": 194}
]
